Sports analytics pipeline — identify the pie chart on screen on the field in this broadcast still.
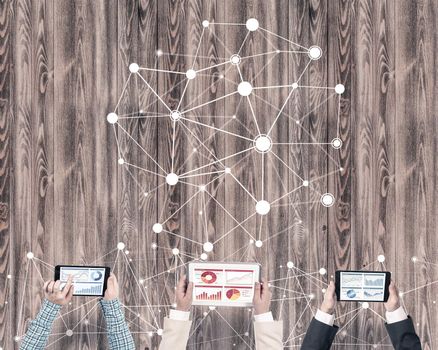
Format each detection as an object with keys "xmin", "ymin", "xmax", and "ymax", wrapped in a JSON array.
[
  {"xmin": 226, "ymin": 288, "xmax": 241, "ymax": 301},
  {"xmin": 201, "ymin": 271, "xmax": 217, "ymax": 284}
]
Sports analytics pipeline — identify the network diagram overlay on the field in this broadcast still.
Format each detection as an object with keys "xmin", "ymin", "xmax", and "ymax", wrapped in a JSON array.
[{"xmin": 8, "ymin": 18, "xmax": 438, "ymax": 350}]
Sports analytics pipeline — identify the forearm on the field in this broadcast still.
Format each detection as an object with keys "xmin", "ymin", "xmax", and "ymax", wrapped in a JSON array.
[
  {"xmin": 20, "ymin": 299, "xmax": 61, "ymax": 350},
  {"xmin": 100, "ymin": 299, "xmax": 135, "ymax": 350}
]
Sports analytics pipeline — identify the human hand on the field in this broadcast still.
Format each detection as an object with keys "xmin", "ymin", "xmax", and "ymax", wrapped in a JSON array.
[
  {"xmin": 176, "ymin": 275, "xmax": 193, "ymax": 312},
  {"xmin": 253, "ymin": 278, "xmax": 271, "ymax": 315},
  {"xmin": 320, "ymin": 281, "xmax": 336, "ymax": 314},
  {"xmin": 44, "ymin": 275, "xmax": 74, "ymax": 306},
  {"xmin": 384, "ymin": 280, "xmax": 400, "ymax": 312},
  {"xmin": 103, "ymin": 273, "xmax": 119, "ymax": 301}
]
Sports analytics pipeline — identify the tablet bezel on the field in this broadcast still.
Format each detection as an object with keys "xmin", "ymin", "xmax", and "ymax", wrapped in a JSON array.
[
  {"xmin": 188, "ymin": 261, "xmax": 261, "ymax": 307},
  {"xmin": 335, "ymin": 270, "xmax": 391, "ymax": 302},
  {"xmin": 54, "ymin": 265, "xmax": 111, "ymax": 297}
]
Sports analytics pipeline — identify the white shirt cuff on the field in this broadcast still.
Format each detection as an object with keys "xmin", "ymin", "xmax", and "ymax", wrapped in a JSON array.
[
  {"xmin": 254, "ymin": 311, "xmax": 274, "ymax": 322},
  {"xmin": 385, "ymin": 306, "xmax": 408, "ymax": 324},
  {"xmin": 169, "ymin": 309, "xmax": 190, "ymax": 321},
  {"xmin": 315, "ymin": 309, "xmax": 335, "ymax": 326}
]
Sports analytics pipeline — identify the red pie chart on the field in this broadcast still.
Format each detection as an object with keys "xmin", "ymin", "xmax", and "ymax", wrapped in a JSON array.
[
  {"xmin": 201, "ymin": 271, "xmax": 217, "ymax": 284},
  {"xmin": 226, "ymin": 288, "xmax": 241, "ymax": 301}
]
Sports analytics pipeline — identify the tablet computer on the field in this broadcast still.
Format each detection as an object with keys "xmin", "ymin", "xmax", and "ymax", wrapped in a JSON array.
[
  {"xmin": 335, "ymin": 270, "xmax": 391, "ymax": 302},
  {"xmin": 54, "ymin": 265, "xmax": 110, "ymax": 297},
  {"xmin": 188, "ymin": 262, "xmax": 261, "ymax": 307}
]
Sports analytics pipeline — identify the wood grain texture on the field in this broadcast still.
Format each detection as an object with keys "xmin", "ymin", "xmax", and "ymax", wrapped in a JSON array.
[{"xmin": 2, "ymin": 0, "xmax": 438, "ymax": 349}]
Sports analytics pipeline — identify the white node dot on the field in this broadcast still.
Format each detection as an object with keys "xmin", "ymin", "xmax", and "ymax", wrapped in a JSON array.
[
  {"xmin": 319, "ymin": 268, "xmax": 327, "ymax": 275},
  {"xmin": 246, "ymin": 18, "xmax": 259, "ymax": 31},
  {"xmin": 230, "ymin": 54, "xmax": 241, "ymax": 65},
  {"xmin": 203, "ymin": 311, "xmax": 208, "ymax": 317},
  {"xmin": 377, "ymin": 255, "xmax": 386, "ymax": 263},
  {"xmin": 156, "ymin": 49, "xmax": 163, "ymax": 57},
  {"xmin": 66, "ymin": 330, "xmax": 73, "ymax": 337},
  {"xmin": 321, "ymin": 193, "xmax": 335, "ymax": 207},
  {"xmin": 26, "ymin": 252, "xmax": 34, "ymax": 260},
  {"xmin": 199, "ymin": 210, "xmax": 203, "ymax": 215},
  {"xmin": 322, "ymin": 288, "xmax": 327, "ymax": 293},
  {"xmin": 276, "ymin": 49, "xmax": 281, "ymax": 53},
  {"xmin": 256, "ymin": 200, "xmax": 271, "ymax": 215},
  {"xmin": 151, "ymin": 243, "xmax": 157, "ymax": 249},
  {"xmin": 255, "ymin": 240, "xmax": 263, "ymax": 248},
  {"xmin": 331, "ymin": 138, "xmax": 343, "ymax": 149},
  {"xmin": 335, "ymin": 84, "xmax": 345, "ymax": 94},
  {"xmin": 129, "ymin": 63, "xmax": 139, "ymax": 73},
  {"xmin": 303, "ymin": 180, "xmax": 309, "ymax": 187},
  {"xmin": 199, "ymin": 185, "xmax": 206, "ymax": 192},
  {"xmin": 125, "ymin": 250, "xmax": 130, "ymax": 255},
  {"xmin": 200, "ymin": 253, "xmax": 208, "ymax": 260},
  {"xmin": 106, "ymin": 112, "xmax": 118, "ymax": 124},
  {"xmin": 14, "ymin": 336, "xmax": 21, "ymax": 342},
  {"xmin": 209, "ymin": 306, "xmax": 216, "ymax": 310},
  {"xmin": 117, "ymin": 242, "xmax": 125, "ymax": 250},
  {"xmin": 308, "ymin": 46, "xmax": 322, "ymax": 60},
  {"xmin": 166, "ymin": 173, "xmax": 179, "ymax": 186},
  {"xmin": 292, "ymin": 82, "xmax": 298, "ymax": 89},
  {"xmin": 118, "ymin": 158, "xmax": 125, "ymax": 165},
  {"xmin": 186, "ymin": 69, "xmax": 197, "ymax": 80},
  {"xmin": 170, "ymin": 110, "xmax": 181, "ymax": 121},
  {"xmin": 254, "ymin": 135, "xmax": 272, "ymax": 153},
  {"xmin": 172, "ymin": 248, "xmax": 180, "ymax": 255},
  {"xmin": 287, "ymin": 261, "xmax": 294, "ymax": 269},
  {"xmin": 249, "ymin": 239, "xmax": 254, "ymax": 244},
  {"xmin": 362, "ymin": 302, "xmax": 369, "ymax": 309},
  {"xmin": 139, "ymin": 279, "xmax": 144, "ymax": 284},
  {"xmin": 152, "ymin": 223, "xmax": 163, "ymax": 234},
  {"xmin": 225, "ymin": 167, "xmax": 231, "ymax": 174},
  {"xmin": 202, "ymin": 20, "xmax": 209, "ymax": 28},
  {"xmin": 308, "ymin": 293, "xmax": 315, "ymax": 300},
  {"xmin": 203, "ymin": 242, "xmax": 214, "ymax": 252},
  {"xmin": 237, "ymin": 81, "xmax": 253, "ymax": 96},
  {"xmin": 157, "ymin": 329, "xmax": 163, "ymax": 336},
  {"xmin": 411, "ymin": 256, "xmax": 418, "ymax": 263},
  {"xmin": 244, "ymin": 331, "xmax": 249, "ymax": 337},
  {"xmin": 7, "ymin": 274, "xmax": 11, "ymax": 279},
  {"xmin": 399, "ymin": 292, "xmax": 404, "ymax": 298}
]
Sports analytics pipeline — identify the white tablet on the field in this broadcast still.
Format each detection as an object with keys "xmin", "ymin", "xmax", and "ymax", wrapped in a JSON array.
[{"xmin": 188, "ymin": 261, "xmax": 261, "ymax": 307}]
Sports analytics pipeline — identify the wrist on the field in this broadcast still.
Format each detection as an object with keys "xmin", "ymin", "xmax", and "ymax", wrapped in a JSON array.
[{"xmin": 320, "ymin": 305, "xmax": 334, "ymax": 315}]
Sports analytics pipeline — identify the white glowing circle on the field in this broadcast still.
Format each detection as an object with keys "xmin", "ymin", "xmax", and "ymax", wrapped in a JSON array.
[
  {"xmin": 254, "ymin": 135, "xmax": 272, "ymax": 153},
  {"xmin": 308, "ymin": 293, "xmax": 315, "ymax": 299},
  {"xmin": 321, "ymin": 193, "xmax": 335, "ymax": 207},
  {"xmin": 166, "ymin": 173, "xmax": 179, "ymax": 186},
  {"xmin": 26, "ymin": 252, "xmax": 34, "ymax": 259},
  {"xmin": 335, "ymin": 84, "xmax": 345, "ymax": 94},
  {"xmin": 117, "ymin": 242, "xmax": 125, "ymax": 250},
  {"xmin": 331, "ymin": 138, "xmax": 343, "ymax": 149},
  {"xmin": 255, "ymin": 240, "xmax": 263, "ymax": 248},
  {"xmin": 230, "ymin": 54, "xmax": 241, "ymax": 65},
  {"xmin": 14, "ymin": 336, "xmax": 21, "ymax": 342},
  {"xmin": 256, "ymin": 200, "xmax": 271, "ymax": 215},
  {"xmin": 157, "ymin": 329, "xmax": 163, "ymax": 336},
  {"xmin": 203, "ymin": 242, "xmax": 214, "ymax": 252},
  {"xmin": 292, "ymin": 82, "xmax": 299, "ymax": 89},
  {"xmin": 287, "ymin": 261, "xmax": 294, "ymax": 269},
  {"xmin": 202, "ymin": 20, "xmax": 209, "ymax": 28},
  {"xmin": 118, "ymin": 158, "xmax": 125, "ymax": 165},
  {"xmin": 129, "ymin": 63, "xmax": 139, "ymax": 73},
  {"xmin": 203, "ymin": 311, "xmax": 208, "ymax": 316},
  {"xmin": 238, "ymin": 81, "xmax": 253, "ymax": 96},
  {"xmin": 209, "ymin": 306, "xmax": 216, "ymax": 310},
  {"xmin": 308, "ymin": 46, "xmax": 322, "ymax": 60},
  {"xmin": 186, "ymin": 69, "xmax": 197, "ymax": 80},
  {"xmin": 362, "ymin": 302, "xmax": 369, "ymax": 309},
  {"xmin": 377, "ymin": 255, "xmax": 386, "ymax": 263},
  {"xmin": 199, "ymin": 185, "xmax": 206, "ymax": 192},
  {"xmin": 303, "ymin": 180, "xmax": 309, "ymax": 187},
  {"xmin": 172, "ymin": 248, "xmax": 180, "ymax": 255},
  {"xmin": 246, "ymin": 18, "xmax": 259, "ymax": 31},
  {"xmin": 156, "ymin": 49, "xmax": 163, "ymax": 57},
  {"xmin": 411, "ymin": 256, "xmax": 418, "ymax": 263},
  {"xmin": 106, "ymin": 112, "xmax": 118, "ymax": 124},
  {"xmin": 200, "ymin": 253, "xmax": 208, "ymax": 260},
  {"xmin": 152, "ymin": 223, "xmax": 163, "ymax": 233},
  {"xmin": 225, "ymin": 167, "xmax": 231, "ymax": 174},
  {"xmin": 170, "ymin": 110, "xmax": 181, "ymax": 121},
  {"xmin": 322, "ymin": 288, "xmax": 327, "ymax": 293},
  {"xmin": 7, "ymin": 274, "xmax": 11, "ymax": 279},
  {"xmin": 66, "ymin": 330, "xmax": 73, "ymax": 337},
  {"xmin": 319, "ymin": 268, "xmax": 327, "ymax": 275}
]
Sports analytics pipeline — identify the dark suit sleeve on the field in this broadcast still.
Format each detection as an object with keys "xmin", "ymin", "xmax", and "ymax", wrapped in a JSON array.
[
  {"xmin": 385, "ymin": 316, "xmax": 422, "ymax": 350},
  {"xmin": 301, "ymin": 318, "xmax": 338, "ymax": 350}
]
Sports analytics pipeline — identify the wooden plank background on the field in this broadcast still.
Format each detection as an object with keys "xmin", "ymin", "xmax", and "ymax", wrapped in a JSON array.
[{"xmin": 1, "ymin": 0, "xmax": 438, "ymax": 349}]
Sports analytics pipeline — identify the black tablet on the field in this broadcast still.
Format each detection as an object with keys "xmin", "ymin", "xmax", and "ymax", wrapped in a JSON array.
[
  {"xmin": 54, "ymin": 265, "xmax": 110, "ymax": 297},
  {"xmin": 335, "ymin": 270, "xmax": 391, "ymax": 302}
]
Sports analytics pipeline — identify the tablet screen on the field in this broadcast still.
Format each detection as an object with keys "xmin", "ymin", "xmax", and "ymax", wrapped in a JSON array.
[
  {"xmin": 59, "ymin": 266, "xmax": 107, "ymax": 296},
  {"xmin": 189, "ymin": 262, "xmax": 260, "ymax": 307},
  {"xmin": 339, "ymin": 271, "xmax": 387, "ymax": 301}
]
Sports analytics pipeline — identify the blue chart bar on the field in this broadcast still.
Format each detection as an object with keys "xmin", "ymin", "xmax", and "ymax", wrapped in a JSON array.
[{"xmin": 75, "ymin": 284, "xmax": 102, "ymax": 295}]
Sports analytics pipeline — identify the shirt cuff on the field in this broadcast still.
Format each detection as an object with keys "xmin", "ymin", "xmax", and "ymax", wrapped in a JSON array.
[
  {"xmin": 41, "ymin": 299, "xmax": 62, "ymax": 324},
  {"xmin": 385, "ymin": 306, "xmax": 408, "ymax": 324},
  {"xmin": 315, "ymin": 309, "xmax": 335, "ymax": 326},
  {"xmin": 254, "ymin": 311, "xmax": 274, "ymax": 322},
  {"xmin": 169, "ymin": 309, "xmax": 190, "ymax": 321}
]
